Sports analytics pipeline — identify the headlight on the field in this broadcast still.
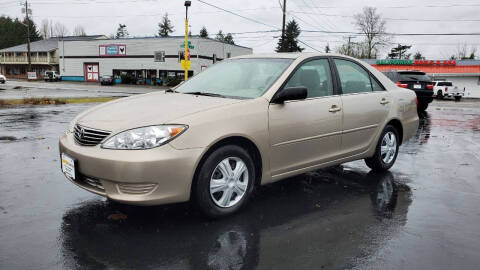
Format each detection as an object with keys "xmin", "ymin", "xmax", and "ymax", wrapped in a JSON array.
[{"xmin": 101, "ymin": 125, "xmax": 188, "ymax": 150}]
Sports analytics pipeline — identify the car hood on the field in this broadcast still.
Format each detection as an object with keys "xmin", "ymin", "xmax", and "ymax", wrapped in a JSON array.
[{"xmin": 76, "ymin": 91, "xmax": 243, "ymax": 132}]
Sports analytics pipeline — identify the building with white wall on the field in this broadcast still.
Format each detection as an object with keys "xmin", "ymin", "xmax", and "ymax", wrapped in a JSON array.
[{"xmin": 59, "ymin": 36, "xmax": 252, "ymax": 84}]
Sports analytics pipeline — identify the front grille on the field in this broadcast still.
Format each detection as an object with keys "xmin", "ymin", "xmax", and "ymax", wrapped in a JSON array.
[{"xmin": 74, "ymin": 124, "xmax": 111, "ymax": 146}]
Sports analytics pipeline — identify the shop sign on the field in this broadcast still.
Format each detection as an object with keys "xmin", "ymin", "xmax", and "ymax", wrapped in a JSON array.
[
  {"xmin": 376, "ymin": 59, "xmax": 413, "ymax": 65},
  {"xmin": 376, "ymin": 59, "xmax": 457, "ymax": 66},
  {"xmin": 99, "ymin": 44, "xmax": 127, "ymax": 57},
  {"xmin": 27, "ymin": 72, "xmax": 37, "ymax": 80},
  {"xmin": 414, "ymin": 60, "xmax": 456, "ymax": 66}
]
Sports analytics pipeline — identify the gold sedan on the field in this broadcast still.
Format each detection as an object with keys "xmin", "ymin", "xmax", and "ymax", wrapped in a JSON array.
[{"xmin": 59, "ymin": 53, "xmax": 419, "ymax": 217}]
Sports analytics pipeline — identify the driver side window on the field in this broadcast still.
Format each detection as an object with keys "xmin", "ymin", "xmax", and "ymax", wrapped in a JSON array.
[{"xmin": 285, "ymin": 59, "xmax": 333, "ymax": 98}]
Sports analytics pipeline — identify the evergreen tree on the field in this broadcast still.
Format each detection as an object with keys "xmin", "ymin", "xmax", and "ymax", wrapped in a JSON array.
[
  {"xmin": 215, "ymin": 30, "xmax": 225, "ymax": 42},
  {"xmin": 158, "ymin": 13, "xmax": 174, "ymax": 37},
  {"xmin": 115, "ymin": 24, "xmax": 129, "ymax": 39},
  {"xmin": 223, "ymin": 33, "xmax": 235, "ymax": 45},
  {"xmin": 276, "ymin": 20, "xmax": 304, "ymax": 52},
  {"xmin": 200, "ymin": 26, "xmax": 208, "ymax": 38},
  {"xmin": 0, "ymin": 16, "xmax": 42, "ymax": 49}
]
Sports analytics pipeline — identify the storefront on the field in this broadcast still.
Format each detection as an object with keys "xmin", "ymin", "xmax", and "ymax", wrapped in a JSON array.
[
  {"xmin": 364, "ymin": 59, "xmax": 480, "ymax": 98},
  {"xmin": 59, "ymin": 36, "xmax": 252, "ymax": 84}
]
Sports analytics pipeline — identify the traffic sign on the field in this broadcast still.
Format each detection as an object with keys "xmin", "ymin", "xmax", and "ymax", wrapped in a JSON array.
[{"xmin": 180, "ymin": 41, "xmax": 195, "ymax": 49}]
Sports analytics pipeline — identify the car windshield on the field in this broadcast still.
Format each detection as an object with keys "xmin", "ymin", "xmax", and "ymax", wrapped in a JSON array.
[
  {"xmin": 398, "ymin": 72, "xmax": 431, "ymax": 82},
  {"xmin": 175, "ymin": 58, "xmax": 294, "ymax": 99}
]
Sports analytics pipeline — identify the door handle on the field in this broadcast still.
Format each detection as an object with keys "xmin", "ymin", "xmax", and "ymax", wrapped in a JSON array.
[
  {"xmin": 329, "ymin": 105, "xmax": 341, "ymax": 112},
  {"xmin": 380, "ymin": 98, "xmax": 390, "ymax": 105}
]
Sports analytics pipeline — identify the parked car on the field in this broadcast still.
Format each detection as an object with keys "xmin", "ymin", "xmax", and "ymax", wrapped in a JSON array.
[
  {"xmin": 100, "ymin": 75, "xmax": 114, "ymax": 85},
  {"xmin": 383, "ymin": 70, "xmax": 433, "ymax": 111},
  {"xmin": 44, "ymin": 71, "xmax": 60, "ymax": 82},
  {"xmin": 59, "ymin": 53, "xmax": 419, "ymax": 217},
  {"xmin": 0, "ymin": 74, "xmax": 6, "ymax": 84},
  {"xmin": 433, "ymin": 81, "xmax": 464, "ymax": 101}
]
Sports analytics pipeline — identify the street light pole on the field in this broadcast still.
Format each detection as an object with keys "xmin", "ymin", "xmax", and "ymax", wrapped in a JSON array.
[{"xmin": 184, "ymin": 1, "xmax": 191, "ymax": 81}]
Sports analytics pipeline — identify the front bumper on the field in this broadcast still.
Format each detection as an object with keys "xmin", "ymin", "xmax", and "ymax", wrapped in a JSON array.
[{"xmin": 59, "ymin": 131, "xmax": 204, "ymax": 205}]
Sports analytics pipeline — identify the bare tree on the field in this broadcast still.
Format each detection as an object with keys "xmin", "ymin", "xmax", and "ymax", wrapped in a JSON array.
[
  {"xmin": 53, "ymin": 22, "xmax": 69, "ymax": 37},
  {"xmin": 73, "ymin": 25, "xmax": 86, "ymax": 36},
  {"xmin": 456, "ymin": 43, "xmax": 468, "ymax": 59},
  {"xmin": 354, "ymin": 7, "xmax": 390, "ymax": 59},
  {"xmin": 40, "ymin": 19, "xmax": 51, "ymax": 39}
]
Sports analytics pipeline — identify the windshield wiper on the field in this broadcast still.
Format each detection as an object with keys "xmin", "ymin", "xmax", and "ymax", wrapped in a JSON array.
[
  {"xmin": 165, "ymin": 89, "xmax": 178, "ymax": 93},
  {"xmin": 184, "ymin": 91, "xmax": 226, "ymax": 98}
]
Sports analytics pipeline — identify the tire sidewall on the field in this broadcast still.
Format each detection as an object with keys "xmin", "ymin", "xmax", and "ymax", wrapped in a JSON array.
[
  {"xmin": 377, "ymin": 126, "xmax": 400, "ymax": 170},
  {"xmin": 195, "ymin": 145, "xmax": 255, "ymax": 217}
]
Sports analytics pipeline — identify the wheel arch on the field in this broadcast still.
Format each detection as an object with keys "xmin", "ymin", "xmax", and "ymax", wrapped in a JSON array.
[
  {"xmin": 190, "ymin": 135, "xmax": 264, "ymax": 197},
  {"xmin": 385, "ymin": 118, "xmax": 404, "ymax": 145}
]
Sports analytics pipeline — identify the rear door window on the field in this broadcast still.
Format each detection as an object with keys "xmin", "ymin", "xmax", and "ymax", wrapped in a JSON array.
[
  {"xmin": 334, "ymin": 59, "xmax": 372, "ymax": 94},
  {"xmin": 438, "ymin": 82, "xmax": 453, "ymax": 86}
]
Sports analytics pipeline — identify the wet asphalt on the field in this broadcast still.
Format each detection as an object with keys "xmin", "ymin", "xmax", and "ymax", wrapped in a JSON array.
[{"xmin": 1, "ymin": 100, "xmax": 480, "ymax": 270}]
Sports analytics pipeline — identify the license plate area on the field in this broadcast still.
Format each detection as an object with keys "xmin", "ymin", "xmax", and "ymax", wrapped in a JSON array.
[
  {"xmin": 61, "ymin": 153, "xmax": 77, "ymax": 180},
  {"xmin": 413, "ymin": 84, "xmax": 422, "ymax": 89}
]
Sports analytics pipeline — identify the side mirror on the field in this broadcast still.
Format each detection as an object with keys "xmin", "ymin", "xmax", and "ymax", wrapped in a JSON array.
[{"xmin": 271, "ymin": 86, "xmax": 308, "ymax": 104}]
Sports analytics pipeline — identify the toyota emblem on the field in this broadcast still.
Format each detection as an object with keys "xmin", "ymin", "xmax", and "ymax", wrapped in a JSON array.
[{"xmin": 79, "ymin": 127, "xmax": 85, "ymax": 139}]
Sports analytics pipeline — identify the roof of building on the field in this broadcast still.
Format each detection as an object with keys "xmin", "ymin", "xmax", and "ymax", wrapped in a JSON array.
[
  {"xmin": 81, "ymin": 35, "xmax": 253, "ymax": 50},
  {"xmin": 0, "ymin": 35, "xmax": 108, "ymax": 53}
]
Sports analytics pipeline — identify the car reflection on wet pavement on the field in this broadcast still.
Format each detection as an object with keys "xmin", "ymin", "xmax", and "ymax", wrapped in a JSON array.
[{"xmin": 1, "ymin": 100, "xmax": 480, "ymax": 270}]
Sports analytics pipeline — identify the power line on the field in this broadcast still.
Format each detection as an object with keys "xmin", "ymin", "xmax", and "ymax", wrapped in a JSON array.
[
  {"xmin": 196, "ymin": 0, "xmax": 278, "ymax": 29},
  {"xmin": 291, "ymin": 11, "xmax": 480, "ymax": 22}
]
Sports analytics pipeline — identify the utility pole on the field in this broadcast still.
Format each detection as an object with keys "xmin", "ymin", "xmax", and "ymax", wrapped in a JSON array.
[
  {"xmin": 183, "ymin": 1, "xmax": 191, "ymax": 81},
  {"xmin": 281, "ymin": 0, "xmax": 286, "ymax": 41},
  {"xmin": 22, "ymin": 0, "xmax": 32, "ymax": 72},
  {"xmin": 346, "ymin": 36, "xmax": 355, "ymax": 56}
]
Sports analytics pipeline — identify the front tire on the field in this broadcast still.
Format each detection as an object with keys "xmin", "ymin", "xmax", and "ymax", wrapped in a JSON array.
[
  {"xmin": 194, "ymin": 145, "xmax": 255, "ymax": 218},
  {"xmin": 365, "ymin": 125, "xmax": 400, "ymax": 172}
]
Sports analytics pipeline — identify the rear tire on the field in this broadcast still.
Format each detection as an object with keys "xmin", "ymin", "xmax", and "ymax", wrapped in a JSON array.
[
  {"xmin": 365, "ymin": 125, "xmax": 400, "ymax": 172},
  {"xmin": 417, "ymin": 102, "xmax": 428, "ymax": 112},
  {"xmin": 194, "ymin": 145, "xmax": 255, "ymax": 218},
  {"xmin": 436, "ymin": 90, "xmax": 443, "ymax": 99},
  {"xmin": 454, "ymin": 96, "xmax": 462, "ymax": 101}
]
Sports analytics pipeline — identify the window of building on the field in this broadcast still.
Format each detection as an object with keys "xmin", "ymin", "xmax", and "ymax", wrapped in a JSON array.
[
  {"xmin": 213, "ymin": 54, "xmax": 217, "ymax": 63},
  {"xmin": 16, "ymin": 52, "xmax": 23, "ymax": 57},
  {"xmin": 178, "ymin": 51, "xmax": 184, "ymax": 62},
  {"xmin": 20, "ymin": 67, "xmax": 26, "ymax": 74},
  {"xmin": 227, "ymin": 52, "xmax": 231, "ymax": 58},
  {"xmin": 334, "ymin": 59, "xmax": 373, "ymax": 94},
  {"xmin": 154, "ymin": 51, "xmax": 165, "ymax": 62}
]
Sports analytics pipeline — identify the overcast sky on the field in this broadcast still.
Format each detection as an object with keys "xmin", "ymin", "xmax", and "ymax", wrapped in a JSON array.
[{"xmin": 2, "ymin": 0, "xmax": 480, "ymax": 58}]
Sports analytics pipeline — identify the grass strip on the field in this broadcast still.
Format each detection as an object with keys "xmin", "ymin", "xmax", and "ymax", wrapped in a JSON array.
[{"xmin": 0, "ymin": 97, "xmax": 119, "ymax": 106}]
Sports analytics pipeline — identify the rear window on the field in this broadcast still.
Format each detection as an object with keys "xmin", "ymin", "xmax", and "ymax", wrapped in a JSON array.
[
  {"xmin": 398, "ymin": 72, "xmax": 431, "ymax": 82},
  {"xmin": 438, "ymin": 82, "xmax": 453, "ymax": 86}
]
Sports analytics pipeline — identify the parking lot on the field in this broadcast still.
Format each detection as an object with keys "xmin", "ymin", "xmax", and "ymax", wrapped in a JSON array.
[{"xmin": 1, "ymin": 99, "xmax": 480, "ymax": 269}]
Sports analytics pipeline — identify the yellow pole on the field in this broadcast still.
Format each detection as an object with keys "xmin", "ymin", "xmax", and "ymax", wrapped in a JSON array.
[{"xmin": 184, "ymin": 18, "xmax": 189, "ymax": 81}]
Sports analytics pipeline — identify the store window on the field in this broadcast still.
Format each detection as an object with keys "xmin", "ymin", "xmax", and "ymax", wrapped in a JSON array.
[
  {"xmin": 154, "ymin": 51, "xmax": 165, "ymax": 62},
  {"xmin": 178, "ymin": 51, "xmax": 184, "ymax": 62}
]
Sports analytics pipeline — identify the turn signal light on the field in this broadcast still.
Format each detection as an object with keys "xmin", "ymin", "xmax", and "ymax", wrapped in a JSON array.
[{"xmin": 396, "ymin": 82, "xmax": 408, "ymax": 88}]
